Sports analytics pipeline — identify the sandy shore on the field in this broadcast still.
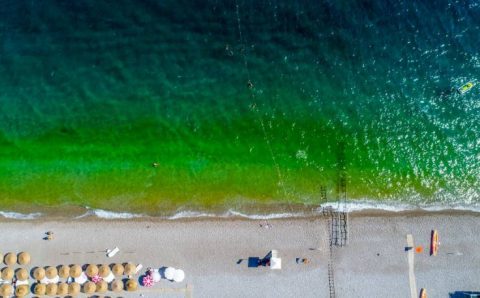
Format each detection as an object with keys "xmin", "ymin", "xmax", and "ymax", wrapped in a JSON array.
[{"xmin": 1, "ymin": 211, "xmax": 479, "ymax": 298}]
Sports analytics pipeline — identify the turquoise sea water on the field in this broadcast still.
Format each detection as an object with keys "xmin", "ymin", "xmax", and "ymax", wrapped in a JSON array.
[{"xmin": 0, "ymin": 0, "xmax": 479, "ymax": 215}]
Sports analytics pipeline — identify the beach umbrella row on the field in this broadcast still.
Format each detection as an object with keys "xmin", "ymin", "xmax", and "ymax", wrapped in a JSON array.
[
  {"xmin": 29, "ymin": 279, "xmax": 135, "ymax": 296},
  {"xmin": 2, "ymin": 252, "xmax": 31, "ymax": 266}
]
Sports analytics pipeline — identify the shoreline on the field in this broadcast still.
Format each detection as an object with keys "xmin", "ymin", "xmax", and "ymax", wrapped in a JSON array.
[{"xmin": 1, "ymin": 204, "xmax": 480, "ymax": 223}]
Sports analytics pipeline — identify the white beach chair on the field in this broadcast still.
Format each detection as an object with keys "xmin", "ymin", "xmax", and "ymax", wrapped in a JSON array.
[
  {"xmin": 135, "ymin": 264, "xmax": 143, "ymax": 274},
  {"xmin": 103, "ymin": 271, "xmax": 115, "ymax": 283},
  {"xmin": 15, "ymin": 280, "xmax": 29, "ymax": 286},
  {"xmin": 107, "ymin": 246, "xmax": 120, "ymax": 258},
  {"xmin": 74, "ymin": 272, "xmax": 88, "ymax": 285}
]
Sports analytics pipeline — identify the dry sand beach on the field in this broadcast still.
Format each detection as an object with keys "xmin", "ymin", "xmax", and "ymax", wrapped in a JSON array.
[{"xmin": 1, "ymin": 211, "xmax": 479, "ymax": 298}]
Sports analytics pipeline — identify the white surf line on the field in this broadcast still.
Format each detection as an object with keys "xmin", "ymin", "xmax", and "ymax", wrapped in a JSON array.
[{"xmin": 406, "ymin": 234, "xmax": 417, "ymax": 298}]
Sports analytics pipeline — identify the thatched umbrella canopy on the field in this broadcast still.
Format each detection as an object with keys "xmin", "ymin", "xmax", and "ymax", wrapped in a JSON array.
[
  {"xmin": 34, "ymin": 267, "xmax": 46, "ymax": 280},
  {"xmin": 4, "ymin": 253, "xmax": 16, "ymax": 266},
  {"xmin": 57, "ymin": 282, "xmax": 69, "ymax": 296},
  {"xmin": 96, "ymin": 280, "xmax": 108, "ymax": 293},
  {"xmin": 124, "ymin": 263, "xmax": 136, "ymax": 276},
  {"xmin": 15, "ymin": 268, "xmax": 29, "ymax": 281},
  {"xmin": 17, "ymin": 252, "xmax": 31, "ymax": 265},
  {"xmin": 1, "ymin": 267, "xmax": 13, "ymax": 280},
  {"xmin": 58, "ymin": 265, "xmax": 70, "ymax": 278},
  {"xmin": 46, "ymin": 283, "xmax": 58, "ymax": 296},
  {"xmin": 45, "ymin": 266, "xmax": 58, "ymax": 279},
  {"xmin": 86, "ymin": 264, "xmax": 99, "ymax": 277},
  {"xmin": 69, "ymin": 265, "xmax": 82, "ymax": 278},
  {"xmin": 112, "ymin": 263, "xmax": 124, "ymax": 276},
  {"xmin": 0, "ymin": 284, "xmax": 13, "ymax": 297},
  {"xmin": 111, "ymin": 279, "xmax": 124, "ymax": 292},
  {"xmin": 83, "ymin": 281, "xmax": 96, "ymax": 294},
  {"xmin": 68, "ymin": 282, "xmax": 80, "ymax": 296},
  {"xmin": 98, "ymin": 264, "xmax": 111, "ymax": 278},
  {"xmin": 126, "ymin": 279, "xmax": 138, "ymax": 291},
  {"xmin": 34, "ymin": 283, "xmax": 47, "ymax": 295},
  {"xmin": 15, "ymin": 285, "xmax": 29, "ymax": 297}
]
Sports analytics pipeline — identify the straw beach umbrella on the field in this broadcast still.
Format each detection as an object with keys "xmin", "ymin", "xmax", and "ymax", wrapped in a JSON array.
[
  {"xmin": 46, "ymin": 266, "xmax": 58, "ymax": 279},
  {"xmin": 98, "ymin": 264, "xmax": 111, "ymax": 278},
  {"xmin": 0, "ymin": 284, "xmax": 12, "ymax": 297},
  {"xmin": 58, "ymin": 265, "xmax": 70, "ymax": 278},
  {"xmin": 1, "ymin": 267, "xmax": 13, "ymax": 280},
  {"xmin": 17, "ymin": 252, "xmax": 31, "ymax": 265},
  {"xmin": 68, "ymin": 282, "xmax": 80, "ymax": 296},
  {"xmin": 83, "ymin": 281, "xmax": 96, "ymax": 294},
  {"xmin": 34, "ymin": 267, "xmax": 46, "ymax": 280},
  {"xmin": 4, "ymin": 253, "xmax": 16, "ymax": 266},
  {"xmin": 15, "ymin": 285, "xmax": 29, "ymax": 297},
  {"xmin": 57, "ymin": 282, "xmax": 68, "ymax": 296},
  {"xmin": 111, "ymin": 279, "xmax": 123, "ymax": 292},
  {"xmin": 124, "ymin": 263, "xmax": 136, "ymax": 276},
  {"xmin": 46, "ymin": 283, "xmax": 58, "ymax": 296},
  {"xmin": 126, "ymin": 279, "xmax": 138, "ymax": 291},
  {"xmin": 112, "ymin": 263, "xmax": 124, "ymax": 276},
  {"xmin": 96, "ymin": 280, "xmax": 108, "ymax": 293},
  {"xmin": 70, "ymin": 265, "xmax": 82, "ymax": 278},
  {"xmin": 86, "ymin": 264, "xmax": 98, "ymax": 277},
  {"xmin": 16, "ymin": 268, "xmax": 29, "ymax": 281},
  {"xmin": 34, "ymin": 283, "xmax": 47, "ymax": 295}
]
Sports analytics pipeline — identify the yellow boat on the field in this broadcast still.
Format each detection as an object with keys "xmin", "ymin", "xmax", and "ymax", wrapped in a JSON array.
[
  {"xmin": 457, "ymin": 81, "xmax": 476, "ymax": 94},
  {"xmin": 430, "ymin": 230, "xmax": 439, "ymax": 256},
  {"xmin": 420, "ymin": 288, "xmax": 427, "ymax": 298}
]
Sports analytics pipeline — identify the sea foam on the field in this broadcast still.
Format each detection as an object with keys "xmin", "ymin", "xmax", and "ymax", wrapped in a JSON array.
[{"xmin": 0, "ymin": 211, "xmax": 42, "ymax": 220}]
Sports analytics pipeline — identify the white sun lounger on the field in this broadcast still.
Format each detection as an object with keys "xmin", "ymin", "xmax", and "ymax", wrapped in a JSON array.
[
  {"xmin": 135, "ymin": 264, "xmax": 143, "ymax": 274},
  {"xmin": 107, "ymin": 246, "xmax": 120, "ymax": 257}
]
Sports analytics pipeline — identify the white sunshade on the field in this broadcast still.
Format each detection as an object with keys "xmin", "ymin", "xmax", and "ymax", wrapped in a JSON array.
[
  {"xmin": 173, "ymin": 269, "xmax": 185, "ymax": 282},
  {"xmin": 74, "ymin": 272, "xmax": 88, "ymax": 285},
  {"xmin": 270, "ymin": 257, "xmax": 282, "ymax": 270},
  {"xmin": 164, "ymin": 267, "xmax": 176, "ymax": 280}
]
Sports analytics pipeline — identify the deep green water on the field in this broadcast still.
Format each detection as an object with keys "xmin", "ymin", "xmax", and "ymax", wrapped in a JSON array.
[{"xmin": 0, "ymin": 0, "xmax": 479, "ymax": 215}]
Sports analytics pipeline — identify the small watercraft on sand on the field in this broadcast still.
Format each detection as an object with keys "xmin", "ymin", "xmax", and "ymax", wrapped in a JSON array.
[
  {"xmin": 420, "ymin": 288, "xmax": 427, "ymax": 298},
  {"xmin": 457, "ymin": 81, "xmax": 476, "ymax": 94},
  {"xmin": 430, "ymin": 230, "xmax": 439, "ymax": 256}
]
